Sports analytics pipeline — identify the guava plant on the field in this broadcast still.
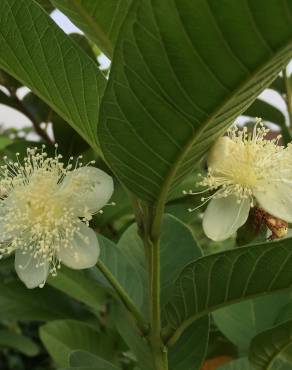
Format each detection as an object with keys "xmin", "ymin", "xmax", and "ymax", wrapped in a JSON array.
[{"xmin": 0, "ymin": 1, "xmax": 292, "ymax": 370}]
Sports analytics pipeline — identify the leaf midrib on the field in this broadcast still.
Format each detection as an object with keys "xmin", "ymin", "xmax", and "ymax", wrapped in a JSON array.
[
  {"xmin": 166, "ymin": 287, "xmax": 292, "ymax": 347},
  {"xmin": 153, "ymin": 41, "xmax": 292, "ymax": 216}
]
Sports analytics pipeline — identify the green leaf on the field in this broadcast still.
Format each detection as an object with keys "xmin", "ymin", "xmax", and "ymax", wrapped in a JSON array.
[
  {"xmin": 69, "ymin": 33, "xmax": 99, "ymax": 63},
  {"xmin": 168, "ymin": 317, "xmax": 209, "ymax": 370},
  {"xmin": 0, "ymin": 135, "xmax": 13, "ymax": 151},
  {"xmin": 213, "ymin": 292, "xmax": 292, "ymax": 353},
  {"xmin": 269, "ymin": 76, "xmax": 285, "ymax": 95},
  {"xmin": 48, "ymin": 266, "xmax": 106, "ymax": 312},
  {"xmin": 0, "ymin": 0, "xmax": 106, "ymax": 150},
  {"xmin": 0, "ymin": 69, "xmax": 21, "ymax": 90},
  {"xmin": 164, "ymin": 238, "xmax": 292, "ymax": 343},
  {"xmin": 22, "ymin": 92, "xmax": 51, "ymax": 124},
  {"xmin": 112, "ymin": 303, "xmax": 154, "ymax": 370},
  {"xmin": 96, "ymin": 235, "xmax": 144, "ymax": 308},
  {"xmin": 159, "ymin": 215, "xmax": 202, "ymax": 305},
  {"xmin": 217, "ymin": 358, "xmax": 253, "ymax": 370},
  {"xmin": 59, "ymin": 368, "xmax": 115, "ymax": 370},
  {"xmin": 51, "ymin": 0, "xmax": 131, "ymax": 58},
  {"xmin": 98, "ymin": 0, "xmax": 292, "ymax": 202},
  {"xmin": 34, "ymin": 0, "xmax": 55, "ymax": 13},
  {"xmin": 243, "ymin": 98, "xmax": 291, "ymax": 143},
  {"xmin": 69, "ymin": 350, "xmax": 120, "ymax": 369},
  {"xmin": 40, "ymin": 320, "xmax": 116, "ymax": 367},
  {"xmin": 52, "ymin": 112, "xmax": 90, "ymax": 157},
  {"xmin": 118, "ymin": 215, "xmax": 206, "ymax": 369},
  {"xmin": 0, "ymin": 90, "xmax": 19, "ymax": 110},
  {"xmin": 249, "ymin": 319, "xmax": 292, "ymax": 370},
  {"xmin": 93, "ymin": 181, "xmax": 132, "ymax": 231},
  {"xmin": 0, "ymin": 281, "xmax": 78, "ymax": 321},
  {"xmin": 243, "ymin": 99, "xmax": 286, "ymax": 126},
  {"xmin": 118, "ymin": 214, "xmax": 202, "ymax": 307},
  {"xmin": 0, "ymin": 330, "xmax": 39, "ymax": 356}
]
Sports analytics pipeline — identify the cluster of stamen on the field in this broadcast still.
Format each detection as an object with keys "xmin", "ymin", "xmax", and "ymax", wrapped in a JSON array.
[
  {"xmin": 186, "ymin": 119, "xmax": 292, "ymax": 212},
  {"xmin": 0, "ymin": 145, "xmax": 97, "ymax": 281}
]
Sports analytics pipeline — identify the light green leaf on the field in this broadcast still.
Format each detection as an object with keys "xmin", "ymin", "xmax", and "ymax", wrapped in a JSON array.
[
  {"xmin": 218, "ymin": 358, "xmax": 253, "ymax": 370},
  {"xmin": 118, "ymin": 214, "xmax": 202, "ymax": 307},
  {"xmin": 98, "ymin": 0, "xmax": 292, "ymax": 202},
  {"xmin": 52, "ymin": 0, "xmax": 131, "ymax": 58},
  {"xmin": 40, "ymin": 320, "xmax": 116, "ymax": 367},
  {"xmin": 96, "ymin": 235, "xmax": 144, "ymax": 308},
  {"xmin": 0, "ymin": 281, "xmax": 78, "ymax": 321},
  {"xmin": 0, "ymin": 135, "xmax": 13, "ymax": 151},
  {"xmin": 0, "ymin": 0, "xmax": 106, "ymax": 150},
  {"xmin": 48, "ymin": 266, "xmax": 106, "ymax": 312},
  {"xmin": 213, "ymin": 292, "xmax": 292, "ymax": 353},
  {"xmin": 69, "ymin": 350, "xmax": 120, "ymax": 369},
  {"xmin": 112, "ymin": 303, "xmax": 154, "ymax": 370},
  {"xmin": 249, "ymin": 319, "xmax": 292, "ymax": 370},
  {"xmin": 168, "ymin": 317, "xmax": 209, "ymax": 370},
  {"xmin": 164, "ymin": 238, "xmax": 292, "ymax": 344},
  {"xmin": 0, "ymin": 330, "xmax": 39, "ymax": 356}
]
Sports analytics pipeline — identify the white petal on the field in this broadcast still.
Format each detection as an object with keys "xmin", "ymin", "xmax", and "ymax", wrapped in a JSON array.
[
  {"xmin": 203, "ymin": 195, "xmax": 250, "ymax": 241},
  {"xmin": 15, "ymin": 250, "xmax": 49, "ymax": 289},
  {"xmin": 57, "ymin": 223, "xmax": 99, "ymax": 269},
  {"xmin": 62, "ymin": 167, "xmax": 114, "ymax": 214},
  {"xmin": 254, "ymin": 181, "xmax": 292, "ymax": 222}
]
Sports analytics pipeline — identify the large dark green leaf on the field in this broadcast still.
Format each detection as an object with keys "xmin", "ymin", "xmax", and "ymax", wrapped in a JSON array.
[
  {"xmin": 0, "ymin": 0, "xmax": 105, "ymax": 150},
  {"xmin": 249, "ymin": 319, "xmax": 292, "ymax": 370},
  {"xmin": 164, "ymin": 238, "xmax": 292, "ymax": 344},
  {"xmin": 52, "ymin": 0, "xmax": 131, "ymax": 58},
  {"xmin": 98, "ymin": 0, "xmax": 292, "ymax": 202}
]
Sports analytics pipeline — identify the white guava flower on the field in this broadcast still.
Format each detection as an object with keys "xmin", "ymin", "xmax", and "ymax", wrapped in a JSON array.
[
  {"xmin": 189, "ymin": 120, "xmax": 292, "ymax": 241},
  {"xmin": 0, "ymin": 146, "xmax": 114, "ymax": 288}
]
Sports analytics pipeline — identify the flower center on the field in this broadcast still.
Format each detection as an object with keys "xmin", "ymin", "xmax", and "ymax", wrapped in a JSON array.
[
  {"xmin": 187, "ymin": 121, "xmax": 289, "ymax": 212},
  {"xmin": 0, "ymin": 146, "xmax": 93, "ymax": 275}
]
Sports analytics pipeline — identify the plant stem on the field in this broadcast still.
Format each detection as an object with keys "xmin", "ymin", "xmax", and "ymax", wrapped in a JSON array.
[
  {"xmin": 96, "ymin": 259, "xmax": 148, "ymax": 334},
  {"xmin": 149, "ymin": 237, "xmax": 168, "ymax": 370},
  {"xmin": 284, "ymin": 68, "xmax": 292, "ymax": 127},
  {"xmin": 9, "ymin": 89, "xmax": 53, "ymax": 145},
  {"xmin": 141, "ymin": 204, "xmax": 168, "ymax": 370}
]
